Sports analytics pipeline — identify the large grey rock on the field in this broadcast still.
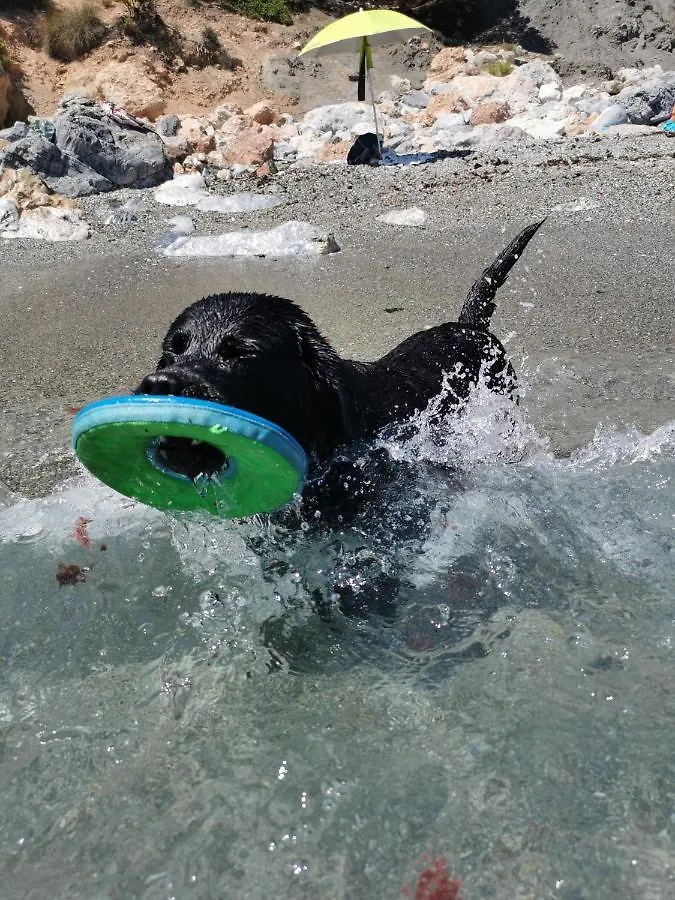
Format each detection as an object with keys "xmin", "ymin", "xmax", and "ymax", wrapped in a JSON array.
[
  {"xmin": 0, "ymin": 97, "xmax": 171, "ymax": 197},
  {"xmin": 53, "ymin": 100, "xmax": 171, "ymax": 189},
  {"xmin": 617, "ymin": 77, "xmax": 675, "ymax": 124},
  {"xmin": 0, "ymin": 132, "xmax": 113, "ymax": 196}
]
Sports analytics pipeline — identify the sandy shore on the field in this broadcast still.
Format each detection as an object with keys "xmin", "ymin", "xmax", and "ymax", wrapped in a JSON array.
[{"xmin": 1, "ymin": 133, "xmax": 673, "ymax": 497}]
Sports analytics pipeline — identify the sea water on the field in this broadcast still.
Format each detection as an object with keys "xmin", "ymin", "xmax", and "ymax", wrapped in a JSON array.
[{"xmin": 0, "ymin": 383, "xmax": 673, "ymax": 900}]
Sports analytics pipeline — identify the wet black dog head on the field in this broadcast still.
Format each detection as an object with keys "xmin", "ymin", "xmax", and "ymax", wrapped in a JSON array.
[{"xmin": 136, "ymin": 292, "xmax": 353, "ymax": 478}]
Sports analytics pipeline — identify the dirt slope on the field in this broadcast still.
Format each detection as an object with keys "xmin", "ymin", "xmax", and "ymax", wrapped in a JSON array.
[{"xmin": 0, "ymin": 1, "xmax": 673, "ymax": 124}]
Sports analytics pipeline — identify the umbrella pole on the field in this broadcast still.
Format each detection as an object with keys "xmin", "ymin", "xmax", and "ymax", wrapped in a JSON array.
[{"xmin": 364, "ymin": 39, "xmax": 381, "ymax": 154}]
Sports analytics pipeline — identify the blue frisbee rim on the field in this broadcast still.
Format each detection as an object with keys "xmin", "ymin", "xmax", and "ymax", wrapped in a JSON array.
[{"xmin": 72, "ymin": 395, "xmax": 308, "ymax": 477}]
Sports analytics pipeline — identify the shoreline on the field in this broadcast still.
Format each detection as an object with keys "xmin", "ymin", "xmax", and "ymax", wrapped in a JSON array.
[{"xmin": 1, "ymin": 134, "xmax": 673, "ymax": 498}]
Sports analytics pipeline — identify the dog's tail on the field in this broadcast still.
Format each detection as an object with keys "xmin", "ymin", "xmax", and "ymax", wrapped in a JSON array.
[{"xmin": 458, "ymin": 220, "xmax": 545, "ymax": 330}]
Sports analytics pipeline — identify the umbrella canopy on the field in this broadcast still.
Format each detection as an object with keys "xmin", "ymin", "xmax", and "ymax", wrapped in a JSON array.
[
  {"xmin": 298, "ymin": 9, "xmax": 432, "ymax": 58},
  {"xmin": 299, "ymin": 9, "xmax": 432, "ymax": 153}
]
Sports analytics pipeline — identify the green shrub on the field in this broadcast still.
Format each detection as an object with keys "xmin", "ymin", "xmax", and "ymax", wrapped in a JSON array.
[
  {"xmin": 0, "ymin": 36, "xmax": 11, "ymax": 70},
  {"xmin": 222, "ymin": 0, "xmax": 293, "ymax": 27},
  {"xmin": 483, "ymin": 60, "xmax": 513, "ymax": 77},
  {"xmin": 45, "ymin": 3, "xmax": 107, "ymax": 62}
]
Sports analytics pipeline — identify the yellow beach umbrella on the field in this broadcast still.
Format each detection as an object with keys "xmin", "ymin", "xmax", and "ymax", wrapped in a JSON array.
[{"xmin": 299, "ymin": 9, "xmax": 432, "ymax": 151}]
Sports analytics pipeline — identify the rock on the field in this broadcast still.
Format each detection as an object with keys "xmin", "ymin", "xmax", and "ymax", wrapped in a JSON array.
[
  {"xmin": 53, "ymin": 99, "xmax": 171, "ymax": 191},
  {"xmin": 426, "ymin": 92, "xmax": 469, "ymax": 119},
  {"xmin": 617, "ymin": 77, "xmax": 675, "ymax": 124},
  {"xmin": 470, "ymin": 101, "xmax": 511, "ymax": 126},
  {"xmin": 156, "ymin": 114, "xmax": 180, "ymax": 137},
  {"xmin": 224, "ymin": 126, "xmax": 275, "ymax": 166},
  {"xmin": 160, "ymin": 135, "xmax": 190, "ymax": 163},
  {"xmin": 0, "ymin": 99, "xmax": 172, "ymax": 196},
  {"xmin": 575, "ymin": 94, "xmax": 614, "ymax": 116},
  {"xmin": 315, "ymin": 140, "xmax": 352, "ymax": 163},
  {"xmin": 0, "ymin": 196, "xmax": 20, "ymax": 231},
  {"xmin": 562, "ymin": 84, "xmax": 589, "ymax": 102},
  {"xmin": 429, "ymin": 113, "xmax": 468, "ymax": 133},
  {"xmin": 0, "ymin": 132, "xmax": 113, "ymax": 196},
  {"xmin": 539, "ymin": 82, "xmax": 562, "ymax": 102},
  {"xmin": 516, "ymin": 61, "xmax": 561, "ymax": 88},
  {"xmin": 302, "ymin": 103, "xmax": 385, "ymax": 139},
  {"xmin": 591, "ymin": 103, "xmax": 630, "ymax": 130},
  {"xmin": 244, "ymin": 101, "xmax": 281, "ymax": 126},
  {"xmin": 0, "ymin": 121, "xmax": 28, "ymax": 142},
  {"xmin": 0, "ymin": 167, "xmax": 75, "ymax": 210},
  {"xmin": 508, "ymin": 113, "xmax": 571, "ymax": 140},
  {"xmin": 92, "ymin": 62, "xmax": 166, "ymax": 121},
  {"xmin": 427, "ymin": 47, "xmax": 475, "ymax": 81},
  {"xmin": 389, "ymin": 76, "xmax": 412, "ymax": 96},
  {"xmin": 185, "ymin": 129, "xmax": 215, "ymax": 154},
  {"xmin": 209, "ymin": 103, "xmax": 243, "ymax": 129},
  {"xmin": 402, "ymin": 91, "xmax": 429, "ymax": 110},
  {"xmin": 425, "ymin": 73, "xmax": 538, "ymax": 116}
]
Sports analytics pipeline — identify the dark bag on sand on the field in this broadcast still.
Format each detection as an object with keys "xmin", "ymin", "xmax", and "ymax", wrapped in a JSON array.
[{"xmin": 347, "ymin": 132, "xmax": 381, "ymax": 166}]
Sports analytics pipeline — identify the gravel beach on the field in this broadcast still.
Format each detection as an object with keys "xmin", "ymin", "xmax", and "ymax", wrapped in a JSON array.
[{"xmin": 1, "ymin": 133, "xmax": 673, "ymax": 498}]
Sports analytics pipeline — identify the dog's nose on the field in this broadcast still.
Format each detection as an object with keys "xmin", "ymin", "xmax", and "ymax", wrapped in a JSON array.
[{"xmin": 137, "ymin": 371, "xmax": 181, "ymax": 395}]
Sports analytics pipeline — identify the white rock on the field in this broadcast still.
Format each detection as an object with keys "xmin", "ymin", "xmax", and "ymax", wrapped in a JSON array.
[
  {"xmin": 516, "ymin": 61, "xmax": 561, "ymax": 88},
  {"xmin": 162, "ymin": 221, "xmax": 340, "ymax": 258},
  {"xmin": 389, "ymin": 75, "xmax": 412, "ymax": 95},
  {"xmin": 377, "ymin": 207, "xmax": 426, "ymax": 227},
  {"xmin": 301, "ymin": 102, "xmax": 387, "ymax": 138},
  {"xmin": 508, "ymin": 113, "xmax": 571, "ymax": 139},
  {"xmin": 562, "ymin": 84, "xmax": 589, "ymax": 102},
  {"xmin": 539, "ymin": 82, "xmax": 562, "ymax": 102}
]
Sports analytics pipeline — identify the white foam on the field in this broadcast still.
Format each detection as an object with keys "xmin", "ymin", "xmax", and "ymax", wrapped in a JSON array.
[{"xmin": 162, "ymin": 220, "xmax": 340, "ymax": 258}]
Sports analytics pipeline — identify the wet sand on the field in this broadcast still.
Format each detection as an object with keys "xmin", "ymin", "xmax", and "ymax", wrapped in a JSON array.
[{"xmin": 1, "ymin": 134, "xmax": 673, "ymax": 497}]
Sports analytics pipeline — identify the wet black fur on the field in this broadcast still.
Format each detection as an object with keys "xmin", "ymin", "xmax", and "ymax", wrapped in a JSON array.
[{"xmin": 137, "ymin": 222, "xmax": 543, "ymax": 468}]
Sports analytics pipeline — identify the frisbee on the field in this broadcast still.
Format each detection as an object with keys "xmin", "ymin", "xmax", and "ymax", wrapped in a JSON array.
[{"xmin": 72, "ymin": 395, "xmax": 308, "ymax": 518}]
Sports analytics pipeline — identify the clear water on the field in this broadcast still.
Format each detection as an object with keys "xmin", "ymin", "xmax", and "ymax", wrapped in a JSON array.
[{"xmin": 0, "ymin": 383, "xmax": 673, "ymax": 900}]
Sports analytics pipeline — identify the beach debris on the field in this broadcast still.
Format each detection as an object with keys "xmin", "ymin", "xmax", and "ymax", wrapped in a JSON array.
[
  {"xmin": 56, "ymin": 562, "xmax": 87, "ymax": 586},
  {"xmin": 161, "ymin": 220, "xmax": 340, "ymax": 258},
  {"xmin": 402, "ymin": 855, "xmax": 463, "ymax": 900},
  {"xmin": 73, "ymin": 516, "xmax": 93, "ymax": 550}
]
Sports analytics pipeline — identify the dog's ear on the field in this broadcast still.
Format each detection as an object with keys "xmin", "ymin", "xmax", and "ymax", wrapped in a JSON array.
[{"xmin": 292, "ymin": 321, "xmax": 359, "ymax": 447}]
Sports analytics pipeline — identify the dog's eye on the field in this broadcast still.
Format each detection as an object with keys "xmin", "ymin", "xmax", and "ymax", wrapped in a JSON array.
[
  {"xmin": 169, "ymin": 331, "xmax": 190, "ymax": 355},
  {"xmin": 217, "ymin": 337, "xmax": 241, "ymax": 361}
]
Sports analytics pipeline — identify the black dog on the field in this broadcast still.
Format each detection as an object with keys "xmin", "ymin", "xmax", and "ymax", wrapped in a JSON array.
[{"xmin": 136, "ymin": 222, "xmax": 543, "ymax": 481}]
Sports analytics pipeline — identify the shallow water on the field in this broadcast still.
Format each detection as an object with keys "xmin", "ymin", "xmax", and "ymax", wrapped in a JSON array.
[{"xmin": 0, "ymin": 385, "xmax": 673, "ymax": 900}]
